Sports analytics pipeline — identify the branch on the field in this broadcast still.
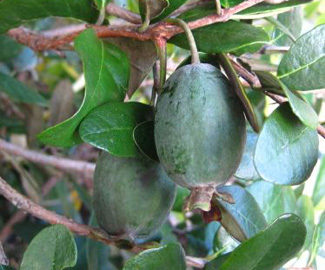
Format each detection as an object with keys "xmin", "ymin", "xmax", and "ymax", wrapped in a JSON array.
[
  {"xmin": 264, "ymin": 92, "xmax": 325, "ymax": 138},
  {"xmin": 0, "ymin": 139, "xmax": 95, "ymax": 178},
  {"xmin": 7, "ymin": 0, "xmax": 265, "ymax": 51},
  {"xmin": 106, "ymin": 3, "xmax": 141, "ymax": 24},
  {"xmin": 0, "ymin": 176, "xmax": 207, "ymax": 266}
]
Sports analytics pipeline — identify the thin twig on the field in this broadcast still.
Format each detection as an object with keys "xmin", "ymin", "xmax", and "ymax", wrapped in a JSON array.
[
  {"xmin": 7, "ymin": 0, "xmax": 265, "ymax": 51},
  {"xmin": 106, "ymin": 3, "xmax": 141, "ymax": 24},
  {"xmin": 0, "ymin": 139, "xmax": 95, "ymax": 178}
]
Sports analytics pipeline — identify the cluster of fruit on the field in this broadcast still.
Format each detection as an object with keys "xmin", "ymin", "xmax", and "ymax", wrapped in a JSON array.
[{"xmin": 93, "ymin": 60, "xmax": 246, "ymax": 241}]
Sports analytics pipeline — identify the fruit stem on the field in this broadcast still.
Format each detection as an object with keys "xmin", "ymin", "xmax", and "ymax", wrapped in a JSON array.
[
  {"xmin": 217, "ymin": 53, "xmax": 260, "ymax": 133},
  {"xmin": 166, "ymin": 18, "xmax": 200, "ymax": 65},
  {"xmin": 154, "ymin": 38, "xmax": 167, "ymax": 93}
]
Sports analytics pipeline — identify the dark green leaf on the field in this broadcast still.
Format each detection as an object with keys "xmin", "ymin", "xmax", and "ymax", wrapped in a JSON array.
[
  {"xmin": 273, "ymin": 7, "xmax": 302, "ymax": 46},
  {"xmin": 152, "ymin": 0, "xmax": 188, "ymax": 22},
  {"xmin": 247, "ymin": 180, "xmax": 296, "ymax": 223},
  {"xmin": 133, "ymin": 120, "xmax": 159, "ymax": 161},
  {"xmin": 296, "ymin": 195, "xmax": 315, "ymax": 250},
  {"xmin": 38, "ymin": 29, "xmax": 130, "ymax": 147},
  {"xmin": 255, "ymin": 71, "xmax": 283, "ymax": 94},
  {"xmin": 79, "ymin": 102, "xmax": 152, "ymax": 157},
  {"xmin": 105, "ymin": 38, "xmax": 157, "ymax": 96},
  {"xmin": 218, "ymin": 214, "xmax": 306, "ymax": 270},
  {"xmin": 20, "ymin": 225, "xmax": 77, "ymax": 270},
  {"xmin": 205, "ymin": 253, "xmax": 231, "ymax": 270},
  {"xmin": 0, "ymin": 0, "xmax": 98, "ymax": 33},
  {"xmin": 0, "ymin": 266, "xmax": 14, "ymax": 270},
  {"xmin": 221, "ymin": 0, "xmax": 242, "ymax": 8},
  {"xmin": 239, "ymin": 0, "xmax": 312, "ymax": 18},
  {"xmin": 139, "ymin": 0, "xmax": 169, "ymax": 21},
  {"xmin": 123, "ymin": 243, "xmax": 186, "ymax": 270},
  {"xmin": 280, "ymin": 81, "xmax": 318, "ymax": 129},
  {"xmin": 278, "ymin": 24, "xmax": 325, "ymax": 90},
  {"xmin": 254, "ymin": 103, "xmax": 318, "ymax": 185},
  {"xmin": 312, "ymin": 157, "xmax": 325, "ymax": 207},
  {"xmin": 235, "ymin": 130, "xmax": 260, "ymax": 181},
  {"xmin": 0, "ymin": 72, "xmax": 47, "ymax": 106},
  {"xmin": 169, "ymin": 21, "xmax": 269, "ymax": 55},
  {"xmin": 0, "ymin": 35, "xmax": 23, "ymax": 62},
  {"xmin": 215, "ymin": 185, "xmax": 267, "ymax": 242}
]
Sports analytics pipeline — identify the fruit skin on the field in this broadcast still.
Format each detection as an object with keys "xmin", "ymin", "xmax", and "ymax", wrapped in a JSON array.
[
  {"xmin": 155, "ymin": 63, "xmax": 246, "ymax": 189},
  {"xmin": 93, "ymin": 151, "xmax": 176, "ymax": 240}
]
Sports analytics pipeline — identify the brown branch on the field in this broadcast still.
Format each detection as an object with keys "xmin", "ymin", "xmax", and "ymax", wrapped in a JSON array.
[
  {"xmin": 0, "ymin": 139, "xmax": 95, "ymax": 178},
  {"xmin": 7, "ymin": 0, "xmax": 265, "ymax": 51},
  {"xmin": 264, "ymin": 92, "xmax": 325, "ymax": 138},
  {"xmin": 106, "ymin": 3, "xmax": 141, "ymax": 24}
]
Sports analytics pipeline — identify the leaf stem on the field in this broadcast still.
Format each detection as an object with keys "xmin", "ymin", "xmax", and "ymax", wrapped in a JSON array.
[
  {"xmin": 139, "ymin": 0, "xmax": 151, "ymax": 32},
  {"xmin": 155, "ymin": 38, "xmax": 167, "ymax": 93},
  {"xmin": 166, "ymin": 18, "xmax": 200, "ymax": 64},
  {"xmin": 217, "ymin": 53, "xmax": 260, "ymax": 132}
]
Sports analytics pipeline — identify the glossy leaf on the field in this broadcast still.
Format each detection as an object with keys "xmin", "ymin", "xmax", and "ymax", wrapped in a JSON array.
[
  {"xmin": 20, "ymin": 225, "xmax": 77, "ymax": 270},
  {"xmin": 0, "ymin": 72, "xmax": 47, "ymax": 106},
  {"xmin": 216, "ymin": 214, "xmax": 306, "ymax": 270},
  {"xmin": 247, "ymin": 181, "xmax": 296, "ymax": 223},
  {"xmin": 215, "ymin": 185, "xmax": 267, "ymax": 242},
  {"xmin": 273, "ymin": 7, "xmax": 302, "ymax": 46},
  {"xmin": 0, "ymin": 0, "xmax": 98, "ymax": 33},
  {"xmin": 239, "ymin": 0, "xmax": 312, "ymax": 18},
  {"xmin": 254, "ymin": 103, "xmax": 318, "ymax": 185},
  {"xmin": 133, "ymin": 120, "xmax": 159, "ymax": 161},
  {"xmin": 205, "ymin": 253, "xmax": 231, "ymax": 270},
  {"xmin": 38, "ymin": 29, "xmax": 130, "ymax": 147},
  {"xmin": 296, "ymin": 195, "xmax": 315, "ymax": 250},
  {"xmin": 235, "ymin": 130, "xmax": 260, "ymax": 181},
  {"xmin": 312, "ymin": 157, "xmax": 325, "ymax": 207},
  {"xmin": 123, "ymin": 243, "xmax": 186, "ymax": 270},
  {"xmin": 169, "ymin": 21, "xmax": 269, "ymax": 55},
  {"xmin": 105, "ymin": 38, "xmax": 157, "ymax": 96},
  {"xmin": 256, "ymin": 71, "xmax": 318, "ymax": 129},
  {"xmin": 280, "ymin": 81, "xmax": 318, "ymax": 129},
  {"xmin": 79, "ymin": 102, "xmax": 153, "ymax": 157},
  {"xmin": 278, "ymin": 24, "xmax": 325, "ymax": 90}
]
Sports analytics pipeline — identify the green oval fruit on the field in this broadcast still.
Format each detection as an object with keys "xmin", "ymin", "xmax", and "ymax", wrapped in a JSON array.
[
  {"xmin": 155, "ymin": 63, "xmax": 246, "ymax": 190},
  {"xmin": 93, "ymin": 151, "xmax": 176, "ymax": 241}
]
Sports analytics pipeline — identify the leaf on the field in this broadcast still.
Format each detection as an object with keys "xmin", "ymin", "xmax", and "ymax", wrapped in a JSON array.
[
  {"xmin": 0, "ymin": 266, "xmax": 14, "ymax": 270},
  {"xmin": 254, "ymin": 103, "xmax": 319, "ymax": 185},
  {"xmin": 79, "ymin": 102, "xmax": 153, "ymax": 157},
  {"xmin": 256, "ymin": 71, "xmax": 318, "ymax": 129},
  {"xmin": 296, "ymin": 195, "xmax": 315, "ymax": 250},
  {"xmin": 20, "ymin": 225, "xmax": 77, "ymax": 270},
  {"xmin": 0, "ymin": 0, "xmax": 98, "ymax": 34},
  {"xmin": 278, "ymin": 24, "xmax": 325, "ymax": 90},
  {"xmin": 247, "ymin": 180, "xmax": 297, "ymax": 223},
  {"xmin": 105, "ymin": 38, "xmax": 157, "ymax": 96},
  {"xmin": 0, "ymin": 35, "xmax": 23, "ymax": 62},
  {"xmin": 239, "ymin": 0, "xmax": 312, "ymax": 18},
  {"xmin": 123, "ymin": 243, "xmax": 186, "ymax": 270},
  {"xmin": 133, "ymin": 120, "xmax": 159, "ymax": 161},
  {"xmin": 0, "ymin": 72, "xmax": 47, "ymax": 106},
  {"xmin": 169, "ymin": 21, "xmax": 269, "ymax": 55},
  {"xmin": 212, "ymin": 214, "xmax": 306, "ymax": 270},
  {"xmin": 215, "ymin": 185, "xmax": 267, "ymax": 242},
  {"xmin": 312, "ymin": 157, "xmax": 325, "ymax": 207},
  {"xmin": 213, "ymin": 227, "xmax": 239, "ymax": 254},
  {"xmin": 308, "ymin": 212, "xmax": 324, "ymax": 265},
  {"xmin": 139, "ymin": 0, "xmax": 169, "ymax": 21},
  {"xmin": 205, "ymin": 253, "xmax": 231, "ymax": 270},
  {"xmin": 38, "ymin": 29, "xmax": 130, "ymax": 147},
  {"xmin": 221, "ymin": 0, "xmax": 243, "ymax": 8},
  {"xmin": 273, "ymin": 7, "xmax": 302, "ymax": 46},
  {"xmin": 280, "ymin": 81, "xmax": 318, "ymax": 129},
  {"xmin": 235, "ymin": 130, "xmax": 260, "ymax": 181},
  {"xmin": 152, "ymin": 0, "xmax": 188, "ymax": 22}
]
